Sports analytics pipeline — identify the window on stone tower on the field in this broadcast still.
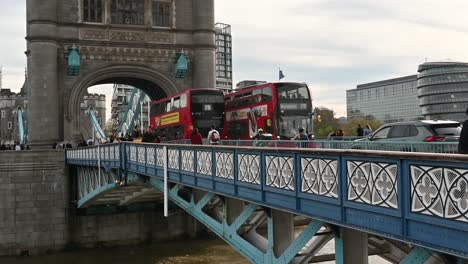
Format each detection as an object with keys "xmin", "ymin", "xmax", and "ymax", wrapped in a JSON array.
[
  {"xmin": 152, "ymin": 1, "xmax": 172, "ymax": 27},
  {"xmin": 83, "ymin": 0, "xmax": 103, "ymax": 23},
  {"xmin": 8, "ymin": 122, "xmax": 12, "ymax": 130},
  {"xmin": 1, "ymin": 110, "xmax": 5, "ymax": 118},
  {"xmin": 111, "ymin": 0, "xmax": 145, "ymax": 25}
]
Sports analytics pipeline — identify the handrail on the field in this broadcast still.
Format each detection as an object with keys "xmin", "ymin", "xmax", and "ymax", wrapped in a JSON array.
[{"xmin": 65, "ymin": 142, "xmax": 468, "ymax": 258}]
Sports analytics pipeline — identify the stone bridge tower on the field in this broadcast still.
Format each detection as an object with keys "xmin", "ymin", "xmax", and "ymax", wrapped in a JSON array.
[{"xmin": 26, "ymin": 0, "xmax": 215, "ymax": 147}]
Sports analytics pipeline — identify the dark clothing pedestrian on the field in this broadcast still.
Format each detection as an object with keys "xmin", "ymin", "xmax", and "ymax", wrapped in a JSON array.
[
  {"xmin": 357, "ymin": 124, "xmax": 363, "ymax": 137},
  {"xmin": 459, "ymin": 119, "xmax": 468, "ymax": 154},
  {"xmin": 142, "ymin": 129, "xmax": 155, "ymax": 143},
  {"xmin": 190, "ymin": 131, "xmax": 203, "ymax": 145}
]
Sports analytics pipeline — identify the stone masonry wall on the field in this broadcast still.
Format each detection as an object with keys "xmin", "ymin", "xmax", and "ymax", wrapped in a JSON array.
[
  {"xmin": 70, "ymin": 210, "xmax": 187, "ymax": 248},
  {"xmin": 0, "ymin": 150, "xmax": 68, "ymax": 256},
  {"xmin": 0, "ymin": 150, "xmax": 189, "ymax": 256}
]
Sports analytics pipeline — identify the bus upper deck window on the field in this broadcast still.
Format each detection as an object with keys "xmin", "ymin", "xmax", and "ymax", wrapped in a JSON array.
[{"xmin": 203, "ymin": 104, "xmax": 213, "ymax": 111}]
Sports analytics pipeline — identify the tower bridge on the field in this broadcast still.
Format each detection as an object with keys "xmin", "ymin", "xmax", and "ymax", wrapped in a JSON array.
[
  {"xmin": 64, "ymin": 142, "xmax": 468, "ymax": 263},
  {"xmin": 26, "ymin": 0, "xmax": 215, "ymax": 147},
  {"xmin": 1, "ymin": 0, "xmax": 467, "ymax": 263}
]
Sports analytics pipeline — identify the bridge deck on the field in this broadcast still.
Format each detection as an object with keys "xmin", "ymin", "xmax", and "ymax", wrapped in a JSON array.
[{"xmin": 66, "ymin": 143, "xmax": 468, "ymax": 258}]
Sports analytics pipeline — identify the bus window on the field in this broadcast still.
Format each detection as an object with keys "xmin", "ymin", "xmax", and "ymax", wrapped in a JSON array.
[
  {"xmin": 262, "ymin": 87, "xmax": 272, "ymax": 102},
  {"xmin": 165, "ymin": 100, "xmax": 171, "ymax": 112},
  {"xmin": 265, "ymin": 118, "xmax": 273, "ymax": 134},
  {"xmin": 173, "ymin": 125, "xmax": 184, "ymax": 140},
  {"xmin": 228, "ymin": 122, "xmax": 248, "ymax": 139},
  {"xmin": 180, "ymin": 94, "xmax": 187, "ymax": 108},
  {"xmin": 173, "ymin": 97, "xmax": 180, "ymax": 110}
]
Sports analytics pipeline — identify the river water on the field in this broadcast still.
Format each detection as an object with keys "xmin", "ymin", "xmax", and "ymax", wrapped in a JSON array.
[{"xmin": 0, "ymin": 237, "xmax": 389, "ymax": 264}]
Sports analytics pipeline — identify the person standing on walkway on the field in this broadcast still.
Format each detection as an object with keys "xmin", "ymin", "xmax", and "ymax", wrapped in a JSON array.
[
  {"xmin": 207, "ymin": 125, "xmax": 220, "ymax": 145},
  {"xmin": 459, "ymin": 107, "xmax": 468, "ymax": 154},
  {"xmin": 191, "ymin": 128, "xmax": 203, "ymax": 145},
  {"xmin": 357, "ymin": 124, "xmax": 364, "ymax": 137},
  {"xmin": 363, "ymin": 124, "xmax": 372, "ymax": 137}
]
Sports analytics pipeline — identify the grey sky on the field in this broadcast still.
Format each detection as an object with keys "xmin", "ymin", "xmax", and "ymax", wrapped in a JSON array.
[{"xmin": 2, "ymin": 1, "xmax": 468, "ymax": 117}]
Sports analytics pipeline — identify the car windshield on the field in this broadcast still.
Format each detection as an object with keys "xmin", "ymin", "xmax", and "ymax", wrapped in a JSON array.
[{"xmin": 431, "ymin": 124, "xmax": 461, "ymax": 136}]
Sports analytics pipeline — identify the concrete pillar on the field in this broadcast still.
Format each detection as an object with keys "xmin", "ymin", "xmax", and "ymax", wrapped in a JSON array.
[
  {"xmin": 26, "ymin": 0, "xmax": 60, "ymax": 148},
  {"xmin": 335, "ymin": 227, "xmax": 368, "ymax": 264},
  {"xmin": 192, "ymin": 0, "xmax": 215, "ymax": 88},
  {"xmin": 185, "ymin": 189, "xmax": 205, "ymax": 237},
  {"xmin": 272, "ymin": 209, "xmax": 294, "ymax": 257},
  {"xmin": 226, "ymin": 198, "xmax": 244, "ymax": 225}
]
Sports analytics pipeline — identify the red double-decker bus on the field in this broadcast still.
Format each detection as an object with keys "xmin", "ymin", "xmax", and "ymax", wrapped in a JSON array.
[
  {"xmin": 150, "ymin": 89, "xmax": 225, "ymax": 140},
  {"xmin": 223, "ymin": 82, "xmax": 312, "ymax": 140}
]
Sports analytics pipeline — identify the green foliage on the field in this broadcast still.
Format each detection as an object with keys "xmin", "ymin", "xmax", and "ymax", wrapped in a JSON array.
[
  {"xmin": 313, "ymin": 107, "xmax": 339, "ymax": 138},
  {"xmin": 311, "ymin": 106, "xmax": 384, "ymax": 138},
  {"xmin": 341, "ymin": 117, "xmax": 384, "ymax": 137}
]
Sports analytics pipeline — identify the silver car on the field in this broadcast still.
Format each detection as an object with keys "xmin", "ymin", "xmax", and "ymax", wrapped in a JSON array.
[{"xmin": 353, "ymin": 120, "xmax": 461, "ymax": 152}]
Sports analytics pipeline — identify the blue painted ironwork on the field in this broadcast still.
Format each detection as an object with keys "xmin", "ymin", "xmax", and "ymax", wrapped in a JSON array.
[
  {"xmin": 400, "ymin": 247, "xmax": 432, "ymax": 264},
  {"xmin": 65, "ymin": 143, "xmax": 468, "ymax": 258},
  {"xmin": 175, "ymin": 49, "xmax": 188, "ymax": 79},
  {"xmin": 147, "ymin": 178, "xmax": 325, "ymax": 263},
  {"xmin": 89, "ymin": 108, "xmax": 107, "ymax": 142},
  {"xmin": 334, "ymin": 227, "xmax": 344, "ymax": 264},
  {"xmin": 117, "ymin": 88, "xmax": 146, "ymax": 137},
  {"xmin": 17, "ymin": 107, "xmax": 26, "ymax": 144},
  {"xmin": 67, "ymin": 45, "xmax": 80, "ymax": 76}
]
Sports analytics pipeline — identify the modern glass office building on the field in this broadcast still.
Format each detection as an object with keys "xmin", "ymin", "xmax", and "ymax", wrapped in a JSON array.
[
  {"xmin": 417, "ymin": 61, "xmax": 468, "ymax": 122},
  {"xmin": 215, "ymin": 23, "xmax": 233, "ymax": 92},
  {"xmin": 347, "ymin": 75, "xmax": 423, "ymax": 123}
]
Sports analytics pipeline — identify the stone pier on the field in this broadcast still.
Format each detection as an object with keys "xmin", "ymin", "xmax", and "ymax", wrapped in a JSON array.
[{"xmin": 0, "ymin": 150, "xmax": 188, "ymax": 256}]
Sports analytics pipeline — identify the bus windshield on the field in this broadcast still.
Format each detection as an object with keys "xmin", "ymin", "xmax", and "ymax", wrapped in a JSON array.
[
  {"xmin": 275, "ymin": 83, "xmax": 311, "ymax": 138},
  {"xmin": 277, "ymin": 115, "xmax": 311, "ymax": 139}
]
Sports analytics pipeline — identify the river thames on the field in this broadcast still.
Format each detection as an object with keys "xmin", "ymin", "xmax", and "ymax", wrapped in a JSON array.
[{"xmin": 0, "ymin": 236, "xmax": 389, "ymax": 264}]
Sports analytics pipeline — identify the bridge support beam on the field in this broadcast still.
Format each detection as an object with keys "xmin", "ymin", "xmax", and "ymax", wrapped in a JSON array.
[
  {"xmin": 335, "ymin": 227, "xmax": 368, "ymax": 264},
  {"xmin": 400, "ymin": 247, "xmax": 432, "ymax": 264},
  {"xmin": 226, "ymin": 197, "xmax": 244, "ymax": 225},
  {"xmin": 271, "ymin": 209, "xmax": 294, "ymax": 258}
]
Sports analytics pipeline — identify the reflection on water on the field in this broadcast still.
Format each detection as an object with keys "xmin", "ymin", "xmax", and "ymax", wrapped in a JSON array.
[{"xmin": 0, "ymin": 238, "xmax": 248, "ymax": 264}]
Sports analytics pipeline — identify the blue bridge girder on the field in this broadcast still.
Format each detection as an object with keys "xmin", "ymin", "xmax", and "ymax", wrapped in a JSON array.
[{"xmin": 66, "ymin": 143, "xmax": 468, "ymax": 262}]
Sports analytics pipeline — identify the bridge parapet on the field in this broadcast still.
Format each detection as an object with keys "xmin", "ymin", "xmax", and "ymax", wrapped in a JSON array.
[{"xmin": 66, "ymin": 143, "xmax": 468, "ymax": 258}]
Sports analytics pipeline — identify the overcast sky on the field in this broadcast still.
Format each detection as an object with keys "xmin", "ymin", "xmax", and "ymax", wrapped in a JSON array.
[{"xmin": 2, "ymin": 1, "xmax": 468, "ymax": 118}]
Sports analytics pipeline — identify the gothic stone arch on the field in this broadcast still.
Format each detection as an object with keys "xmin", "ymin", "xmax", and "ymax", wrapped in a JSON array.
[
  {"xmin": 27, "ymin": 0, "xmax": 215, "ymax": 147},
  {"xmin": 65, "ymin": 64, "xmax": 178, "ymax": 139}
]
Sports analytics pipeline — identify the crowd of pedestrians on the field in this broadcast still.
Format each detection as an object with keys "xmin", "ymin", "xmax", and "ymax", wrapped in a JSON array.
[{"xmin": 0, "ymin": 141, "xmax": 30, "ymax": 151}]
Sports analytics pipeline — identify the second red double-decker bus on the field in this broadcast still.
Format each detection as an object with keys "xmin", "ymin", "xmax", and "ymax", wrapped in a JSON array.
[
  {"xmin": 150, "ymin": 89, "xmax": 225, "ymax": 140},
  {"xmin": 223, "ymin": 82, "xmax": 312, "ymax": 140}
]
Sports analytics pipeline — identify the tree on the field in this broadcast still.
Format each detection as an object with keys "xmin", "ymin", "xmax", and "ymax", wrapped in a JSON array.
[{"xmin": 313, "ymin": 107, "xmax": 339, "ymax": 138}]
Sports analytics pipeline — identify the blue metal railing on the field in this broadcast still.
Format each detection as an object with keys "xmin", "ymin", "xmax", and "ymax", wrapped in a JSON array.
[
  {"xmin": 66, "ymin": 143, "xmax": 468, "ymax": 258},
  {"xmin": 162, "ymin": 139, "xmax": 459, "ymax": 154}
]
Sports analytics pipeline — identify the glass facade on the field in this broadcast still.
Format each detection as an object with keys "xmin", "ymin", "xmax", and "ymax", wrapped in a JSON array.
[
  {"xmin": 347, "ymin": 75, "xmax": 423, "ymax": 123},
  {"xmin": 215, "ymin": 23, "xmax": 233, "ymax": 92},
  {"xmin": 417, "ymin": 62, "xmax": 468, "ymax": 122}
]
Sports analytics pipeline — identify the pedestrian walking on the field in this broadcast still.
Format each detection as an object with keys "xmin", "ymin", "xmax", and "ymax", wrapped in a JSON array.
[{"xmin": 207, "ymin": 125, "xmax": 220, "ymax": 145}]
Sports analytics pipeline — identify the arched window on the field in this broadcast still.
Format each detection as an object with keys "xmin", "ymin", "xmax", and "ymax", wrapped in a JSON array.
[
  {"xmin": 153, "ymin": 1, "xmax": 172, "ymax": 27},
  {"xmin": 83, "ymin": 0, "xmax": 103, "ymax": 23},
  {"xmin": 111, "ymin": 0, "xmax": 145, "ymax": 25}
]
